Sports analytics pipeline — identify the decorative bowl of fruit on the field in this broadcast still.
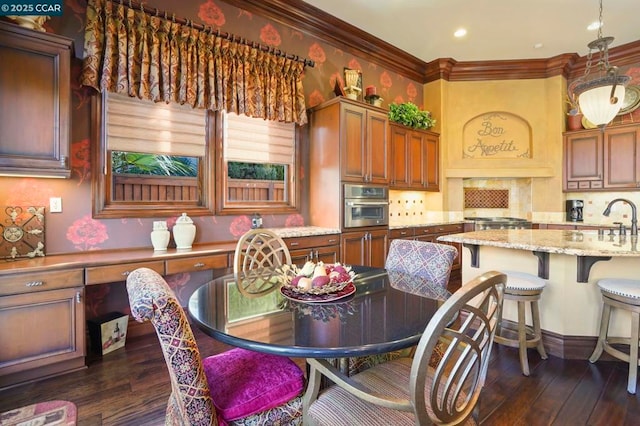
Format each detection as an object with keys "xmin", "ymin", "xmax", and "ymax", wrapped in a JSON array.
[{"xmin": 280, "ymin": 261, "xmax": 356, "ymax": 295}]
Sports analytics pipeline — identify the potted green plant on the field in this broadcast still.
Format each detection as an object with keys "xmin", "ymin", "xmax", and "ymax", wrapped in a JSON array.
[{"xmin": 388, "ymin": 102, "xmax": 436, "ymax": 130}]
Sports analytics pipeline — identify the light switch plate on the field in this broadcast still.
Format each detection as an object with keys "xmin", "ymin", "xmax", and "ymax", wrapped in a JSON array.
[{"xmin": 49, "ymin": 197, "xmax": 62, "ymax": 213}]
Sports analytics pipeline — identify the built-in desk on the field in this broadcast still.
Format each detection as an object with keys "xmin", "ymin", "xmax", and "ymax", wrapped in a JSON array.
[{"xmin": 0, "ymin": 226, "xmax": 339, "ymax": 389}]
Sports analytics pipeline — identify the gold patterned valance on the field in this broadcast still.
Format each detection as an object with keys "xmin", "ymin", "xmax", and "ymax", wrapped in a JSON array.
[{"xmin": 80, "ymin": 0, "xmax": 309, "ymax": 125}]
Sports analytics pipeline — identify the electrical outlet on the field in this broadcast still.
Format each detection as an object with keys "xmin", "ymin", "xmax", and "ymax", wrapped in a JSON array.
[{"xmin": 50, "ymin": 197, "xmax": 62, "ymax": 213}]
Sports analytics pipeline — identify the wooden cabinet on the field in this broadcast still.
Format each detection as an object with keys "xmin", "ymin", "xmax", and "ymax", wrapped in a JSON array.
[
  {"xmin": 389, "ymin": 123, "xmax": 439, "ymax": 191},
  {"xmin": 564, "ymin": 129, "xmax": 603, "ymax": 190},
  {"xmin": 0, "ymin": 21, "xmax": 73, "ymax": 178},
  {"xmin": 286, "ymin": 234, "xmax": 340, "ymax": 266},
  {"xmin": 165, "ymin": 254, "xmax": 228, "ymax": 274},
  {"xmin": 564, "ymin": 124, "xmax": 640, "ymax": 191},
  {"xmin": 603, "ymin": 125, "xmax": 640, "ymax": 189},
  {"xmin": 339, "ymin": 101, "xmax": 389, "ymax": 184},
  {"xmin": 0, "ymin": 269, "xmax": 85, "ymax": 388},
  {"xmin": 308, "ymin": 98, "xmax": 389, "ymax": 229},
  {"xmin": 341, "ymin": 228, "xmax": 389, "ymax": 268},
  {"xmin": 85, "ymin": 261, "xmax": 165, "ymax": 285}
]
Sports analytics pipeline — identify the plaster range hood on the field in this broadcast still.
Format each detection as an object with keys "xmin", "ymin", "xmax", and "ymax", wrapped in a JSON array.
[{"xmin": 445, "ymin": 167, "xmax": 554, "ymax": 179}]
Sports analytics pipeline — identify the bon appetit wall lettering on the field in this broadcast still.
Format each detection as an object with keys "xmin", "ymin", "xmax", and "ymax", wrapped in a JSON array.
[{"xmin": 462, "ymin": 112, "xmax": 532, "ymax": 159}]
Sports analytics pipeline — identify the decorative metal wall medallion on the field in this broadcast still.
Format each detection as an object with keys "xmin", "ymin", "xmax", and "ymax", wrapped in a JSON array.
[{"xmin": 0, "ymin": 206, "xmax": 45, "ymax": 260}]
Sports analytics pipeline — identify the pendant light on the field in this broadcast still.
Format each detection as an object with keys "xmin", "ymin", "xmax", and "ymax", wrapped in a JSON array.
[{"xmin": 572, "ymin": 0, "xmax": 630, "ymax": 127}]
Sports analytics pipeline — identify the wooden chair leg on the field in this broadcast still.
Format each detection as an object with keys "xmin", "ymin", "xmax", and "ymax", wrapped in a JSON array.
[
  {"xmin": 517, "ymin": 300, "xmax": 530, "ymax": 376},
  {"xmin": 628, "ymin": 311, "xmax": 640, "ymax": 394},
  {"xmin": 589, "ymin": 303, "xmax": 612, "ymax": 363},
  {"xmin": 532, "ymin": 300, "xmax": 548, "ymax": 359}
]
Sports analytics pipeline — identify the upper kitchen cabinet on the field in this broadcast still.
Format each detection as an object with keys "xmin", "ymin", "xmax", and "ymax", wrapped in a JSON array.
[
  {"xmin": 563, "ymin": 123, "xmax": 640, "ymax": 191},
  {"xmin": 389, "ymin": 123, "xmax": 439, "ymax": 191},
  {"xmin": 603, "ymin": 125, "xmax": 640, "ymax": 189},
  {"xmin": 309, "ymin": 98, "xmax": 389, "ymax": 185},
  {"xmin": 563, "ymin": 129, "xmax": 603, "ymax": 191},
  {"xmin": 0, "ymin": 22, "xmax": 73, "ymax": 178}
]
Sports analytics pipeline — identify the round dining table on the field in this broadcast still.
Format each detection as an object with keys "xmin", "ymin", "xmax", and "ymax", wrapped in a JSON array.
[{"xmin": 187, "ymin": 265, "xmax": 451, "ymax": 359}]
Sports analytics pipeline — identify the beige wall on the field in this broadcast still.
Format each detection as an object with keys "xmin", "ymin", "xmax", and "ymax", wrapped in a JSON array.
[{"xmin": 424, "ymin": 76, "xmax": 566, "ymax": 220}]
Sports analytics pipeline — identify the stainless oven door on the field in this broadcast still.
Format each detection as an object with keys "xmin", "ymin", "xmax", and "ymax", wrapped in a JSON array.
[{"xmin": 344, "ymin": 200, "xmax": 389, "ymax": 228}]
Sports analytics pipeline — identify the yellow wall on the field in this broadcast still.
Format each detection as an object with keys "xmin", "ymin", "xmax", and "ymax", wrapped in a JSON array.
[{"xmin": 423, "ymin": 76, "xmax": 567, "ymax": 220}]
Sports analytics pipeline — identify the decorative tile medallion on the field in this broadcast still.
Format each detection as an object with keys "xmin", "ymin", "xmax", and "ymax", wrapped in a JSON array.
[
  {"xmin": 0, "ymin": 206, "xmax": 45, "ymax": 260},
  {"xmin": 464, "ymin": 189, "xmax": 509, "ymax": 209}
]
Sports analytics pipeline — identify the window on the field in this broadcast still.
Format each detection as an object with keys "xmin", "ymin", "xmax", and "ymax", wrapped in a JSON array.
[
  {"xmin": 215, "ymin": 112, "xmax": 299, "ymax": 215},
  {"xmin": 92, "ymin": 92, "xmax": 214, "ymax": 218},
  {"xmin": 93, "ymin": 94, "xmax": 299, "ymax": 218}
]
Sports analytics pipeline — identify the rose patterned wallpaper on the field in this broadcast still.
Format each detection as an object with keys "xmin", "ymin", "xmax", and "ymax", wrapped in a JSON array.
[{"xmin": 0, "ymin": 0, "xmax": 426, "ymax": 316}]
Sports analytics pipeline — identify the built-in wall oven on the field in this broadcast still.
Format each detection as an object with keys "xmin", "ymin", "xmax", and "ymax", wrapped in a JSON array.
[{"xmin": 343, "ymin": 184, "xmax": 389, "ymax": 228}]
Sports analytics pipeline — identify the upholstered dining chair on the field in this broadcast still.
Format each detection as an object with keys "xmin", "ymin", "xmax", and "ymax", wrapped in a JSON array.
[
  {"xmin": 342, "ymin": 239, "xmax": 459, "ymax": 376},
  {"xmin": 126, "ymin": 267, "xmax": 305, "ymax": 425},
  {"xmin": 234, "ymin": 229, "xmax": 292, "ymax": 277},
  {"xmin": 304, "ymin": 271, "xmax": 506, "ymax": 426},
  {"xmin": 385, "ymin": 239, "xmax": 458, "ymax": 288}
]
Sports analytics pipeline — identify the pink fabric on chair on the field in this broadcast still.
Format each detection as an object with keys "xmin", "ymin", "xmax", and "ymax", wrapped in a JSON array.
[
  {"xmin": 204, "ymin": 348, "xmax": 305, "ymax": 421},
  {"xmin": 126, "ymin": 267, "xmax": 304, "ymax": 426}
]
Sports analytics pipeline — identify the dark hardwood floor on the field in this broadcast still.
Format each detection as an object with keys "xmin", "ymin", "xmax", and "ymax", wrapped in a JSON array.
[{"xmin": 1, "ymin": 327, "xmax": 639, "ymax": 425}]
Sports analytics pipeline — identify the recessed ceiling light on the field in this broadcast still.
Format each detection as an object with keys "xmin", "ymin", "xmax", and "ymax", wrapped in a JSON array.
[
  {"xmin": 587, "ymin": 21, "xmax": 602, "ymax": 31},
  {"xmin": 534, "ymin": 43, "xmax": 543, "ymax": 49},
  {"xmin": 454, "ymin": 28, "xmax": 467, "ymax": 38}
]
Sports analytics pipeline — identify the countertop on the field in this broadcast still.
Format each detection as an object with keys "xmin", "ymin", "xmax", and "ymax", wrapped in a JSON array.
[
  {"xmin": 437, "ymin": 229, "xmax": 640, "ymax": 257},
  {"xmin": 389, "ymin": 220, "xmax": 467, "ymax": 230}
]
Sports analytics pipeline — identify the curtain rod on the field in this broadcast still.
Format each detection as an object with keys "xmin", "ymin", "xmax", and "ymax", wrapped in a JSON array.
[{"xmin": 107, "ymin": 0, "xmax": 315, "ymax": 68}]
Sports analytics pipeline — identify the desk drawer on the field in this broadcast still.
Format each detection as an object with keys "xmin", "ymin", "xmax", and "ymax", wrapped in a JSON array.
[
  {"xmin": 0, "ymin": 269, "xmax": 83, "ymax": 296},
  {"xmin": 85, "ymin": 261, "xmax": 165, "ymax": 285},
  {"xmin": 285, "ymin": 234, "xmax": 340, "ymax": 250},
  {"xmin": 165, "ymin": 254, "xmax": 228, "ymax": 274}
]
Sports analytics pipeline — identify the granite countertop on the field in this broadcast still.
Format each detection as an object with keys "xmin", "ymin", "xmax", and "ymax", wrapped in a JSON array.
[
  {"xmin": 437, "ymin": 229, "xmax": 640, "ymax": 257},
  {"xmin": 269, "ymin": 226, "xmax": 341, "ymax": 238},
  {"xmin": 389, "ymin": 220, "xmax": 468, "ymax": 230}
]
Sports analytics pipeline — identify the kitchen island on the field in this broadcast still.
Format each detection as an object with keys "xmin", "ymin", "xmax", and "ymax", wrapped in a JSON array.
[{"xmin": 438, "ymin": 229, "xmax": 640, "ymax": 359}]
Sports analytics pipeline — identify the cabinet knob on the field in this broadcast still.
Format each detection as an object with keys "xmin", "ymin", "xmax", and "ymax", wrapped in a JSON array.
[
  {"xmin": 76, "ymin": 292, "xmax": 82, "ymax": 303},
  {"xmin": 289, "ymin": 242, "xmax": 299, "ymax": 246},
  {"xmin": 25, "ymin": 281, "xmax": 44, "ymax": 287},
  {"xmin": 121, "ymin": 271, "xmax": 131, "ymax": 276},
  {"xmin": 194, "ymin": 262, "xmax": 205, "ymax": 268}
]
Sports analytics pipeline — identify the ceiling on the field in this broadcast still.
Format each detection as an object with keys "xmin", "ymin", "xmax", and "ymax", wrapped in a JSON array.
[{"xmin": 301, "ymin": 0, "xmax": 639, "ymax": 63}]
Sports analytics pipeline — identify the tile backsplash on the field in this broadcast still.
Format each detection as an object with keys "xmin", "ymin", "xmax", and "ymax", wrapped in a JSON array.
[
  {"xmin": 463, "ymin": 178, "xmax": 532, "ymax": 219},
  {"xmin": 565, "ymin": 192, "xmax": 640, "ymax": 225}
]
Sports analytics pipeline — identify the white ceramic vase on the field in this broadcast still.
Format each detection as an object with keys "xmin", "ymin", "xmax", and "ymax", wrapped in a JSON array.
[
  {"xmin": 150, "ymin": 221, "xmax": 170, "ymax": 251},
  {"xmin": 173, "ymin": 213, "xmax": 196, "ymax": 249}
]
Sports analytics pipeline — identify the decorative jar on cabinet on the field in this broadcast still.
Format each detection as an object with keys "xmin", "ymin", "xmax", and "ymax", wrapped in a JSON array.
[{"xmin": 173, "ymin": 213, "xmax": 196, "ymax": 249}]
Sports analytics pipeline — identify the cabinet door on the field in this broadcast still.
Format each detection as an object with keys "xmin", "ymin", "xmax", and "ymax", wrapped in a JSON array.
[
  {"xmin": 0, "ymin": 22, "xmax": 72, "ymax": 178},
  {"xmin": 340, "ymin": 103, "xmax": 367, "ymax": 182},
  {"xmin": 408, "ymin": 131, "xmax": 425, "ymax": 187},
  {"xmin": 564, "ymin": 131, "xmax": 603, "ymax": 190},
  {"xmin": 603, "ymin": 126, "xmax": 640, "ymax": 189},
  {"xmin": 367, "ymin": 110, "xmax": 389, "ymax": 184},
  {"xmin": 341, "ymin": 231, "xmax": 367, "ymax": 266},
  {"xmin": 389, "ymin": 125, "xmax": 409, "ymax": 187},
  {"xmin": 367, "ymin": 229, "xmax": 389, "ymax": 268},
  {"xmin": 0, "ymin": 287, "xmax": 85, "ymax": 385},
  {"xmin": 423, "ymin": 132, "xmax": 439, "ymax": 191}
]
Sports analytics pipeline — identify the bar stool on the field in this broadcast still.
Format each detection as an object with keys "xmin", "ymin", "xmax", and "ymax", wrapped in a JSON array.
[
  {"xmin": 589, "ymin": 278, "xmax": 640, "ymax": 394},
  {"xmin": 495, "ymin": 271, "xmax": 548, "ymax": 376}
]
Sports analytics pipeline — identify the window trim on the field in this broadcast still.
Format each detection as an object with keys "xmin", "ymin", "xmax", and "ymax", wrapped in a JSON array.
[
  {"xmin": 214, "ymin": 112, "xmax": 301, "ymax": 216},
  {"xmin": 91, "ymin": 94, "xmax": 215, "ymax": 219}
]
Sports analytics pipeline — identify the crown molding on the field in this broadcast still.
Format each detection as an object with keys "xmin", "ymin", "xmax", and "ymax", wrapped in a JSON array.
[
  {"xmin": 223, "ymin": 0, "xmax": 640, "ymax": 83},
  {"xmin": 220, "ymin": 0, "xmax": 427, "ymax": 82}
]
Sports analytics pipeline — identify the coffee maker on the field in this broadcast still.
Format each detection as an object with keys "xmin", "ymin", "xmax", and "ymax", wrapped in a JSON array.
[{"xmin": 566, "ymin": 200, "xmax": 584, "ymax": 222}]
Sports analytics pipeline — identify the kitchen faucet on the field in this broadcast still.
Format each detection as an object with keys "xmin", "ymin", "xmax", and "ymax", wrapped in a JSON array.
[{"xmin": 603, "ymin": 198, "xmax": 638, "ymax": 237}]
